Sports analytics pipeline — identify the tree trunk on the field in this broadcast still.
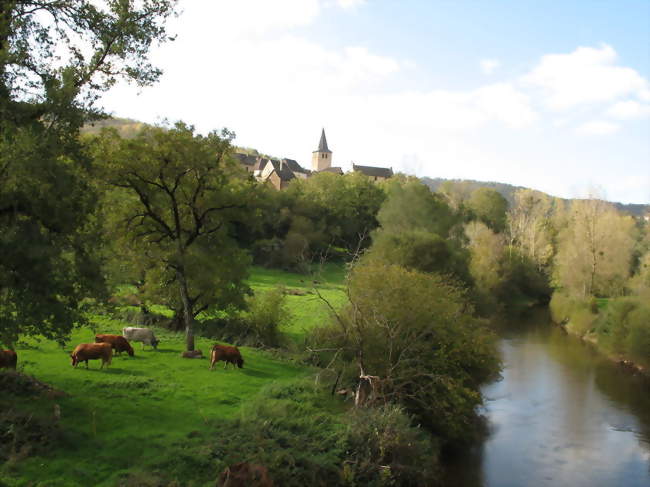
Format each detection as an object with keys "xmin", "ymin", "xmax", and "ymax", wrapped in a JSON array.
[{"xmin": 176, "ymin": 268, "xmax": 195, "ymax": 351}]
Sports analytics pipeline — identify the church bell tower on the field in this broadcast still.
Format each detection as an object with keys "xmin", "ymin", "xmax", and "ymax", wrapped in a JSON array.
[{"xmin": 311, "ymin": 128, "xmax": 332, "ymax": 171}]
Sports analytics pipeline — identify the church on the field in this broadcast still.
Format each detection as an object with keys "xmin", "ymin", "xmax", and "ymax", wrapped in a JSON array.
[{"xmin": 233, "ymin": 129, "xmax": 393, "ymax": 190}]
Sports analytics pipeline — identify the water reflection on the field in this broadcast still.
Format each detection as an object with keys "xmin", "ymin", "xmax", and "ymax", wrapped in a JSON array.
[{"xmin": 446, "ymin": 308, "xmax": 650, "ymax": 487}]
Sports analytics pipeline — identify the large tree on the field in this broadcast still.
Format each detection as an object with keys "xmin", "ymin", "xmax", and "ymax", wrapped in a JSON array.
[
  {"xmin": 94, "ymin": 123, "xmax": 256, "ymax": 351},
  {"xmin": 0, "ymin": 1, "xmax": 176, "ymax": 346},
  {"xmin": 555, "ymin": 198, "xmax": 636, "ymax": 297}
]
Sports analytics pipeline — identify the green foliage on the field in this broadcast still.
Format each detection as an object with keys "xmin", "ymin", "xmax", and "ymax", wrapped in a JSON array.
[
  {"xmin": 378, "ymin": 176, "xmax": 457, "ymax": 237},
  {"xmin": 242, "ymin": 287, "xmax": 291, "ymax": 347},
  {"xmin": 342, "ymin": 404, "xmax": 441, "ymax": 486},
  {"xmin": 309, "ymin": 262, "xmax": 500, "ymax": 446},
  {"xmin": 92, "ymin": 123, "xmax": 257, "ymax": 350},
  {"xmin": 0, "ymin": 1, "xmax": 176, "ymax": 346},
  {"xmin": 211, "ymin": 380, "xmax": 346, "ymax": 487},
  {"xmin": 250, "ymin": 172, "xmax": 385, "ymax": 270},
  {"xmin": 549, "ymin": 293, "xmax": 597, "ymax": 336},
  {"xmin": 466, "ymin": 188, "xmax": 509, "ymax": 233},
  {"xmin": 554, "ymin": 199, "xmax": 636, "ymax": 298},
  {"xmin": 595, "ymin": 297, "xmax": 650, "ymax": 365},
  {"xmin": 367, "ymin": 230, "xmax": 471, "ymax": 283},
  {"xmin": 626, "ymin": 305, "xmax": 650, "ymax": 365}
]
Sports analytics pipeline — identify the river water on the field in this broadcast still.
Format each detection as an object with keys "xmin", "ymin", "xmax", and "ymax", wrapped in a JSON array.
[{"xmin": 447, "ymin": 309, "xmax": 650, "ymax": 487}]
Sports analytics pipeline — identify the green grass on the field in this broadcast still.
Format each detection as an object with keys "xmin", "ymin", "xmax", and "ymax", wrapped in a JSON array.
[
  {"xmin": 1, "ymin": 264, "xmax": 349, "ymax": 486},
  {"xmin": 248, "ymin": 263, "xmax": 348, "ymax": 343}
]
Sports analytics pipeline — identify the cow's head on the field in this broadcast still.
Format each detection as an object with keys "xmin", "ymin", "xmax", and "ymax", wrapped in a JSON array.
[
  {"xmin": 237, "ymin": 357, "xmax": 244, "ymax": 369},
  {"xmin": 152, "ymin": 339, "xmax": 159, "ymax": 350},
  {"xmin": 70, "ymin": 353, "xmax": 78, "ymax": 367},
  {"xmin": 127, "ymin": 345, "xmax": 135, "ymax": 357}
]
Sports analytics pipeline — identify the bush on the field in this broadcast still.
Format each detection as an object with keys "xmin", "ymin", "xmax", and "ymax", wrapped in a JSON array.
[
  {"xmin": 242, "ymin": 287, "xmax": 290, "ymax": 347},
  {"xmin": 210, "ymin": 380, "xmax": 345, "ymax": 487},
  {"xmin": 342, "ymin": 404, "xmax": 441, "ymax": 486},
  {"xmin": 626, "ymin": 304, "xmax": 650, "ymax": 366},
  {"xmin": 549, "ymin": 293, "xmax": 597, "ymax": 335}
]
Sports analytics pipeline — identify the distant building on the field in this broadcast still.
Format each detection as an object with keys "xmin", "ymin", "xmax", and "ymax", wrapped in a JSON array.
[
  {"xmin": 312, "ymin": 128, "xmax": 332, "ymax": 171},
  {"xmin": 232, "ymin": 128, "xmax": 392, "ymax": 189},
  {"xmin": 352, "ymin": 163, "xmax": 393, "ymax": 181},
  {"xmin": 231, "ymin": 152, "xmax": 257, "ymax": 173}
]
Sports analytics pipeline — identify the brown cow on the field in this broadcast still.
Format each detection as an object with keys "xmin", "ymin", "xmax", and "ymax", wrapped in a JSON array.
[
  {"xmin": 0, "ymin": 350, "xmax": 17, "ymax": 369},
  {"xmin": 217, "ymin": 462, "xmax": 273, "ymax": 487},
  {"xmin": 95, "ymin": 334, "xmax": 134, "ymax": 356},
  {"xmin": 71, "ymin": 343, "xmax": 113, "ymax": 369},
  {"xmin": 209, "ymin": 344, "xmax": 244, "ymax": 370}
]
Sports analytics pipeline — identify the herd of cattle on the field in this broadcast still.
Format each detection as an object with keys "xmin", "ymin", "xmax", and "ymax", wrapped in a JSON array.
[{"xmin": 0, "ymin": 326, "xmax": 244, "ymax": 372}]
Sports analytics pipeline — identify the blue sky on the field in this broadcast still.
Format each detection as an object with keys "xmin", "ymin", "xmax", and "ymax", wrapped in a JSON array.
[{"xmin": 104, "ymin": 0, "xmax": 650, "ymax": 204}]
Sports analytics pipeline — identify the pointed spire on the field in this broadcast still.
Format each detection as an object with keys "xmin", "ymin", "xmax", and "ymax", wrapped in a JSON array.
[{"xmin": 316, "ymin": 128, "xmax": 331, "ymax": 153}]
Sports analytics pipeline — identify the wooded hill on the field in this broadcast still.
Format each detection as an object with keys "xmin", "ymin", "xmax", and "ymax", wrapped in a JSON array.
[
  {"xmin": 422, "ymin": 177, "xmax": 649, "ymax": 217},
  {"xmin": 85, "ymin": 118, "xmax": 648, "ymax": 216}
]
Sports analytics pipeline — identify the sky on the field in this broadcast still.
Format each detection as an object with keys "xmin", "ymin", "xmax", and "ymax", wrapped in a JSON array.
[{"xmin": 103, "ymin": 0, "xmax": 650, "ymax": 204}]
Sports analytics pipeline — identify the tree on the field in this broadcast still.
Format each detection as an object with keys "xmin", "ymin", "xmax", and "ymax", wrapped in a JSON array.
[
  {"xmin": 554, "ymin": 198, "xmax": 636, "ymax": 297},
  {"xmin": 94, "ymin": 123, "xmax": 255, "ymax": 351},
  {"xmin": 310, "ymin": 262, "xmax": 499, "ymax": 444},
  {"xmin": 0, "ymin": 1, "xmax": 176, "ymax": 346},
  {"xmin": 466, "ymin": 187, "xmax": 509, "ymax": 233},
  {"xmin": 506, "ymin": 189, "xmax": 555, "ymax": 269}
]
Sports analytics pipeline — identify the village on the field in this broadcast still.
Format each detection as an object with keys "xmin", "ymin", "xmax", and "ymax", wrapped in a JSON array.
[{"xmin": 232, "ymin": 129, "xmax": 393, "ymax": 190}]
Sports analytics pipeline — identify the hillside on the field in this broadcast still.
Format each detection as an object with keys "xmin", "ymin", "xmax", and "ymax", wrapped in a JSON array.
[
  {"xmin": 81, "ymin": 117, "xmax": 147, "ymax": 138},
  {"xmin": 421, "ymin": 177, "xmax": 649, "ymax": 217}
]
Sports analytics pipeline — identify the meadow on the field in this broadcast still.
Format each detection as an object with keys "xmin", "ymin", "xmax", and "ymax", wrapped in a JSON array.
[{"xmin": 1, "ymin": 265, "xmax": 348, "ymax": 486}]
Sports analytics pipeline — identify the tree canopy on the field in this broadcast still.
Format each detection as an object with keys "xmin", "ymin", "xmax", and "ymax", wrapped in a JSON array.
[
  {"xmin": 93, "ymin": 123, "xmax": 256, "ymax": 351},
  {"xmin": 0, "ymin": 0, "xmax": 176, "ymax": 346}
]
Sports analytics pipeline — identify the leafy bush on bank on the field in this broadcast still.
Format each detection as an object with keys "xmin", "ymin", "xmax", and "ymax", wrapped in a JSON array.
[{"xmin": 211, "ymin": 380, "xmax": 442, "ymax": 487}]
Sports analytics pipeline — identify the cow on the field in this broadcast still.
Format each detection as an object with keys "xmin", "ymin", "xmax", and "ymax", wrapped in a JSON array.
[
  {"xmin": 209, "ymin": 344, "xmax": 244, "ymax": 370},
  {"xmin": 122, "ymin": 327, "xmax": 159, "ymax": 350},
  {"xmin": 0, "ymin": 350, "xmax": 17, "ymax": 370},
  {"xmin": 70, "ymin": 343, "xmax": 113, "ymax": 369},
  {"xmin": 95, "ymin": 334, "xmax": 134, "ymax": 356}
]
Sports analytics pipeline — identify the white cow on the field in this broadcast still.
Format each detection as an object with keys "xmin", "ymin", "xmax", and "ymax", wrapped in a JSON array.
[{"xmin": 122, "ymin": 327, "xmax": 159, "ymax": 350}]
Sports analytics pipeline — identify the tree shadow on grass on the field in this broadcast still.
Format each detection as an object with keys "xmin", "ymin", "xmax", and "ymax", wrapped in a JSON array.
[
  {"xmin": 240, "ymin": 368, "xmax": 273, "ymax": 379},
  {"xmin": 72, "ymin": 366, "xmax": 145, "ymax": 376}
]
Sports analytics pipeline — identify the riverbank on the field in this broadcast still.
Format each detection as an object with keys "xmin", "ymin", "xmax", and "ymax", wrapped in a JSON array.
[{"xmin": 549, "ymin": 293, "xmax": 650, "ymax": 378}]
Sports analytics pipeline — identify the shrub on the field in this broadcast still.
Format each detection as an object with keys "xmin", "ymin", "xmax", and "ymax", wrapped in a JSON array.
[
  {"xmin": 242, "ymin": 287, "xmax": 290, "ymax": 347},
  {"xmin": 342, "ymin": 404, "xmax": 441, "ymax": 486},
  {"xmin": 210, "ymin": 380, "xmax": 345, "ymax": 487},
  {"xmin": 549, "ymin": 293, "xmax": 597, "ymax": 336},
  {"xmin": 626, "ymin": 304, "xmax": 650, "ymax": 366}
]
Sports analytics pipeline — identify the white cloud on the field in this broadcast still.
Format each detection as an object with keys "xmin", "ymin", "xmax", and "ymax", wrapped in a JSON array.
[
  {"xmin": 177, "ymin": 0, "xmax": 321, "ymax": 38},
  {"xmin": 480, "ymin": 59, "xmax": 501, "ymax": 75},
  {"xmin": 607, "ymin": 100, "xmax": 650, "ymax": 120},
  {"xmin": 336, "ymin": 0, "xmax": 367, "ymax": 9},
  {"xmin": 522, "ymin": 44, "xmax": 649, "ymax": 110},
  {"xmin": 575, "ymin": 120, "xmax": 620, "ymax": 135}
]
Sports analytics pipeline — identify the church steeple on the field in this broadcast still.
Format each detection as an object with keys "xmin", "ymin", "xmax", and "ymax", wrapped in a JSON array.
[
  {"xmin": 317, "ymin": 128, "xmax": 331, "ymax": 153},
  {"xmin": 312, "ymin": 128, "xmax": 332, "ymax": 171}
]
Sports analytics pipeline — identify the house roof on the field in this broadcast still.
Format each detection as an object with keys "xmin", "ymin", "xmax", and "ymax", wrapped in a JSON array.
[
  {"xmin": 232, "ymin": 152, "xmax": 257, "ymax": 167},
  {"xmin": 314, "ymin": 128, "xmax": 331, "ymax": 153},
  {"xmin": 281, "ymin": 158, "xmax": 310, "ymax": 174},
  {"xmin": 269, "ymin": 159, "xmax": 297, "ymax": 182},
  {"xmin": 319, "ymin": 166, "xmax": 343, "ymax": 174},
  {"xmin": 352, "ymin": 164, "xmax": 393, "ymax": 178}
]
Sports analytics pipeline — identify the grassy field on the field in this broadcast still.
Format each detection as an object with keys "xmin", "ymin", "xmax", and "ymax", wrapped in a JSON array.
[
  {"xmin": 1, "ymin": 264, "xmax": 348, "ymax": 486},
  {"xmin": 248, "ymin": 263, "xmax": 348, "ymax": 342}
]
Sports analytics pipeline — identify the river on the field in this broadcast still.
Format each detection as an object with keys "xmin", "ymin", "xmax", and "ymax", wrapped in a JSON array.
[{"xmin": 447, "ymin": 308, "xmax": 650, "ymax": 487}]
